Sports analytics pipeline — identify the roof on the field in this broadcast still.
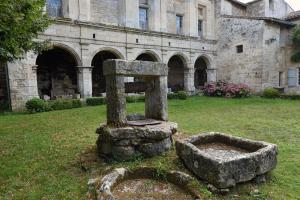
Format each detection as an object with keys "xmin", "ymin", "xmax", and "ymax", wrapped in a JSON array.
[
  {"xmin": 227, "ymin": 0, "xmax": 247, "ymax": 7},
  {"xmin": 222, "ymin": 15, "xmax": 296, "ymax": 27},
  {"xmin": 284, "ymin": 11, "xmax": 300, "ymax": 20}
]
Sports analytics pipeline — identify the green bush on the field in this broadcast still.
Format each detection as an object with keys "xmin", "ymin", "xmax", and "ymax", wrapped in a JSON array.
[
  {"xmin": 167, "ymin": 91, "xmax": 188, "ymax": 100},
  {"xmin": 49, "ymin": 99, "xmax": 82, "ymax": 111},
  {"xmin": 26, "ymin": 98, "xmax": 50, "ymax": 113},
  {"xmin": 262, "ymin": 88, "xmax": 280, "ymax": 98},
  {"xmin": 86, "ymin": 97, "xmax": 106, "ymax": 106},
  {"xmin": 126, "ymin": 95, "xmax": 145, "ymax": 103},
  {"xmin": 0, "ymin": 100, "xmax": 9, "ymax": 112},
  {"xmin": 177, "ymin": 91, "xmax": 188, "ymax": 100},
  {"xmin": 71, "ymin": 99, "xmax": 82, "ymax": 108},
  {"xmin": 280, "ymin": 94, "xmax": 300, "ymax": 100}
]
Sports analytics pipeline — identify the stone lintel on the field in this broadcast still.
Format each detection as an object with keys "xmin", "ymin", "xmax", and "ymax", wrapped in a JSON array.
[{"xmin": 103, "ymin": 60, "xmax": 168, "ymax": 77}]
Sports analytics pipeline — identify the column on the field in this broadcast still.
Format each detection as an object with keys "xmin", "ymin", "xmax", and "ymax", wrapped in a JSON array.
[
  {"xmin": 145, "ymin": 76, "xmax": 168, "ymax": 121},
  {"xmin": 30, "ymin": 65, "xmax": 39, "ymax": 98},
  {"xmin": 119, "ymin": 0, "xmax": 139, "ymax": 28},
  {"xmin": 77, "ymin": 66, "xmax": 93, "ymax": 98},
  {"xmin": 207, "ymin": 69, "xmax": 217, "ymax": 83},
  {"xmin": 79, "ymin": 0, "xmax": 90, "ymax": 21},
  {"xmin": 106, "ymin": 75, "xmax": 126, "ymax": 125},
  {"xmin": 184, "ymin": 68, "xmax": 195, "ymax": 94}
]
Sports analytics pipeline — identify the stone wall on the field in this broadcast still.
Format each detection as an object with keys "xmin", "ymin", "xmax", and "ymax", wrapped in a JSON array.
[
  {"xmin": 261, "ymin": 22, "xmax": 285, "ymax": 89},
  {"xmin": 90, "ymin": 0, "xmax": 120, "ymax": 25},
  {"xmin": 246, "ymin": 0, "xmax": 291, "ymax": 18},
  {"xmin": 246, "ymin": 0, "xmax": 265, "ymax": 17},
  {"xmin": 221, "ymin": 0, "xmax": 246, "ymax": 16},
  {"xmin": 217, "ymin": 17, "xmax": 265, "ymax": 91}
]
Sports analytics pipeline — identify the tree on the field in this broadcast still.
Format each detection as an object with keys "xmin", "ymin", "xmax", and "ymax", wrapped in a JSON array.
[
  {"xmin": 0, "ymin": 0, "xmax": 51, "ymax": 62},
  {"xmin": 291, "ymin": 25, "xmax": 300, "ymax": 62}
]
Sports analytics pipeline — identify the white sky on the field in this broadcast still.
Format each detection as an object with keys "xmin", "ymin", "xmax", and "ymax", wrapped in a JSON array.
[{"xmin": 239, "ymin": 0, "xmax": 300, "ymax": 11}]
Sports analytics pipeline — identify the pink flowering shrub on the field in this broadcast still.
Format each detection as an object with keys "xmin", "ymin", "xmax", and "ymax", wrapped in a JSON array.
[{"xmin": 203, "ymin": 81, "xmax": 251, "ymax": 98}]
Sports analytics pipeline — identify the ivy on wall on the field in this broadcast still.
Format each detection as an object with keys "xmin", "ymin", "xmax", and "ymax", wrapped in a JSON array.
[{"xmin": 291, "ymin": 25, "xmax": 300, "ymax": 62}]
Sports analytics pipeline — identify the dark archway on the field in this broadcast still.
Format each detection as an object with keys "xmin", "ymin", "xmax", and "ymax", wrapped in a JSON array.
[
  {"xmin": 36, "ymin": 47, "xmax": 78, "ymax": 99},
  {"xmin": 168, "ymin": 55, "xmax": 185, "ymax": 92},
  {"xmin": 136, "ymin": 53, "xmax": 157, "ymax": 62},
  {"xmin": 129, "ymin": 52, "xmax": 159, "ymax": 93},
  {"xmin": 92, "ymin": 51, "xmax": 119, "ymax": 96},
  {"xmin": 194, "ymin": 57, "xmax": 208, "ymax": 89},
  {"xmin": 0, "ymin": 62, "xmax": 9, "ymax": 111}
]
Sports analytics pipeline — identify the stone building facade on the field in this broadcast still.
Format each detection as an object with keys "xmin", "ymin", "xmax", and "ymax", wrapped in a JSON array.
[{"xmin": 2, "ymin": 0, "xmax": 300, "ymax": 110}]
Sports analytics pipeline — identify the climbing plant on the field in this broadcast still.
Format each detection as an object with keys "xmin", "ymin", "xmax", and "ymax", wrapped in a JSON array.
[
  {"xmin": 291, "ymin": 25, "xmax": 300, "ymax": 62},
  {"xmin": 0, "ymin": 0, "xmax": 51, "ymax": 62}
]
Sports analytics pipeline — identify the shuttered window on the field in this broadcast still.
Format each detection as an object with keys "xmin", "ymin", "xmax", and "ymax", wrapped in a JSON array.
[{"xmin": 288, "ymin": 68, "xmax": 298, "ymax": 87}]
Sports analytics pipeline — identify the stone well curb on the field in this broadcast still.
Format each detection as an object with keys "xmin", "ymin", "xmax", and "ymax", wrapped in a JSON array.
[{"xmin": 87, "ymin": 167, "xmax": 202, "ymax": 200}]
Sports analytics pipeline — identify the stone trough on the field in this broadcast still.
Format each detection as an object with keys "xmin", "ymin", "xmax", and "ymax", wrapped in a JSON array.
[
  {"xmin": 176, "ymin": 133, "xmax": 278, "ymax": 189},
  {"xmin": 87, "ymin": 167, "xmax": 201, "ymax": 200}
]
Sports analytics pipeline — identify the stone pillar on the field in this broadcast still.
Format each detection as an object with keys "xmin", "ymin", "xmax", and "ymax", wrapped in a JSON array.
[
  {"xmin": 79, "ymin": 0, "xmax": 90, "ymax": 21},
  {"xmin": 31, "ymin": 65, "xmax": 39, "ymax": 98},
  {"xmin": 207, "ymin": 69, "xmax": 217, "ymax": 83},
  {"xmin": 184, "ymin": 68, "xmax": 195, "ymax": 94},
  {"xmin": 77, "ymin": 66, "xmax": 92, "ymax": 98},
  {"xmin": 106, "ymin": 75, "xmax": 126, "ymax": 125},
  {"xmin": 119, "ymin": 0, "xmax": 139, "ymax": 28},
  {"xmin": 145, "ymin": 76, "xmax": 168, "ymax": 121}
]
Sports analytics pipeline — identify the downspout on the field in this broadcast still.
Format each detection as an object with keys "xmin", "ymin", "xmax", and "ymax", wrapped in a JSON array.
[{"xmin": 4, "ymin": 62, "xmax": 12, "ymax": 112}]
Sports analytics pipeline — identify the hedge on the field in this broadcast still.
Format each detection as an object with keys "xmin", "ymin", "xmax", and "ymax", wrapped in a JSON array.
[
  {"xmin": 167, "ymin": 91, "xmax": 188, "ymax": 100},
  {"xmin": 86, "ymin": 97, "xmax": 106, "ymax": 106},
  {"xmin": 26, "ymin": 98, "xmax": 82, "ymax": 113}
]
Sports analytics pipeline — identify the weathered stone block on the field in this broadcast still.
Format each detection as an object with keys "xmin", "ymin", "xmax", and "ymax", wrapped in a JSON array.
[
  {"xmin": 103, "ymin": 60, "xmax": 168, "ymax": 77},
  {"xmin": 175, "ymin": 133, "xmax": 278, "ymax": 188}
]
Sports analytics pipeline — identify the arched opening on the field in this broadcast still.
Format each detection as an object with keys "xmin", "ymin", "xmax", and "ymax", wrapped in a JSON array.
[
  {"xmin": 194, "ymin": 57, "xmax": 208, "ymax": 89},
  {"xmin": 129, "ymin": 52, "xmax": 159, "ymax": 93},
  {"xmin": 168, "ymin": 55, "xmax": 185, "ymax": 92},
  {"xmin": 136, "ymin": 53, "xmax": 157, "ymax": 62},
  {"xmin": 36, "ymin": 47, "xmax": 78, "ymax": 99},
  {"xmin": 92, "ymin": 51, "xmax": 119, "ymax": 96}
]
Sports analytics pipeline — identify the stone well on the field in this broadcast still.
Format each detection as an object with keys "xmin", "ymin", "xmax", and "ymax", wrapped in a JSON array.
[
  {"xmin": 96, "ymin": 60, "xmax": 177, "ymax": 161},
  {"xmin": 176, "ymin": 132, "xmax": 278, "ymax": 188}
]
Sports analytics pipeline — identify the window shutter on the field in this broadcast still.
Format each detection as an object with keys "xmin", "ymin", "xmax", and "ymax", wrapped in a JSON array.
[{"xmin": 288, "ymin": 68, "xmax": 297, "ymax": 87}]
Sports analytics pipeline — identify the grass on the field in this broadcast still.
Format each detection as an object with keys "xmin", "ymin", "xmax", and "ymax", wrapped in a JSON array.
[{"xmin": 0, "ymin": 96, "xmax": 300, "ymax": 199}]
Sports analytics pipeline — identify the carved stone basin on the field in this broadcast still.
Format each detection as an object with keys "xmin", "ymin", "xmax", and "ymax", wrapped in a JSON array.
[{"xmin": 176, "ymin": 132, "xmax": 278, "ymax": 188}]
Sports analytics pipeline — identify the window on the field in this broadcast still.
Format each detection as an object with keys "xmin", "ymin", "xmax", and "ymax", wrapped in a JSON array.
[
  {"xmin": 287, "ymin": 68, "xmax": 297, "ymax": 87},
  {"xmin": 198, "ymin": 20, "xmax": 203, "ymax": 37},
  {"xmin": 176, "ymin": 15, "xmax": 183, "ymax": 34},
  {"xmin": 198, "ymin": 6, "xmax": 205, "ymax": 38},
  {"xmin": 279, "ymin": 72, "xmax": 283, "ymax": 87},
  {"xmin": 236, "ymin": 45, "xmax": 243, "ymax": 53},
  {"xmin": 269, "ymin": 0, "xmax": 274, "ymax": 11},
  {"xmin": 139, "ymin": 7, "xmax": 148, "ymax": 30},
  {"xmin": 46, "ymin": 0, "xmax": 63, "ymax": 17}
]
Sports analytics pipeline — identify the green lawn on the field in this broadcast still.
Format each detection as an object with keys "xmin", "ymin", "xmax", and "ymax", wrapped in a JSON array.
[{"xmin": 0, "ymin": 96, "xmax": 300, "ymax": 200}]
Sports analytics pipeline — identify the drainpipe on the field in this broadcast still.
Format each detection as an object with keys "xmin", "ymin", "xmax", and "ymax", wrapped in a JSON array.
[{"xmin": 4, "ymin": 62, "xmax": 12, "ymax": 112}]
